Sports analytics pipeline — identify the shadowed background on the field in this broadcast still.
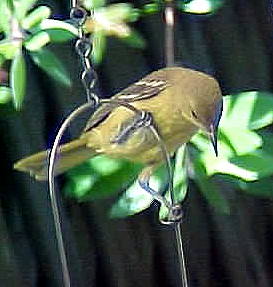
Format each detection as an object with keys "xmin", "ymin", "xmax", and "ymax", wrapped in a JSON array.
[{"xmin": 1, "ymin": 0, "xmax": 273, "ymax": 286}]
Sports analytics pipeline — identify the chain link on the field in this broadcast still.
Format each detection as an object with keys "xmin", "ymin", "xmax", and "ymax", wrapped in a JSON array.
[{"xmin": 70, "ymin": 3, "xmax": 99, "ymax": 105}]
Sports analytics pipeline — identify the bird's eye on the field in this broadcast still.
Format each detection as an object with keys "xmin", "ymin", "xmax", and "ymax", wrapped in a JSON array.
[{"xmin": 191, "ymin": 110, "xmax": 198, "ymax": 119}]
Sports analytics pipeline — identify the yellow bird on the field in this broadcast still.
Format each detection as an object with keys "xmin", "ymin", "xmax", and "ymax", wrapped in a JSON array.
[{"xmin": 14, "ymin": 67, "xmax": 223, "ymax": 180}]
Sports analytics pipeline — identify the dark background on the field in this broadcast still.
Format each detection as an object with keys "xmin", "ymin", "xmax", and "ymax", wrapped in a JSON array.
[{"xmin": 1, "ymin": 0, "xmax": 273, "ymax": 286}]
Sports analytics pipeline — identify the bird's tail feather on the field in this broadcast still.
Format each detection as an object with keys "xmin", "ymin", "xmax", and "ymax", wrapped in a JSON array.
[{"xmin": 14, "ymin": 138, "xmax": 96, "ymax": 181}]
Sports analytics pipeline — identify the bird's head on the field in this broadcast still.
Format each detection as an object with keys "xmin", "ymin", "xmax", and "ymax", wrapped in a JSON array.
[{"xmin": 189, "ymin": 96, "xmax": 223, "ymax": 156}]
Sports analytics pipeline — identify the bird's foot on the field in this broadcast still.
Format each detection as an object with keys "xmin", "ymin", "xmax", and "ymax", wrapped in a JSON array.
[{"xmin": 138, "ymin": 165, "xmax": 183, "ymax": 224}]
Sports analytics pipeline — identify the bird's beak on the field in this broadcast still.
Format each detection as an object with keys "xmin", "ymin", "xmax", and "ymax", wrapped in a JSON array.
[
  {"xmin": 209, "ymin": 123, "xmax": 218, "ymax": 156},
  {"xmin": 208, "ymin": 99, "xmax": 223, "ymax": 157}
]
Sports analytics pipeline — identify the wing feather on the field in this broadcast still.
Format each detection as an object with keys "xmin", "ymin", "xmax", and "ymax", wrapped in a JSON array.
[{"xmin": 84, "ymin": 69, "xmax": 169, "ymax": 132}]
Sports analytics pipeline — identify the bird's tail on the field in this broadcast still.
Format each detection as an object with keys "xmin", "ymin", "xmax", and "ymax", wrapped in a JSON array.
[{"xmin": 14, "ymin": 138, "xmax": 96, "ymax": 181}]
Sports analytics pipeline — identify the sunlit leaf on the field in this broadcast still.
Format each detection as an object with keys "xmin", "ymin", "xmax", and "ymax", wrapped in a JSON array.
[
  {"xmin": 89, "ymin": 155, "xmax": 125, "ymax": 176},
  {"xmin": 222, "ymin": 91, "xmax": 273, "ymax": 131},
  {"xmin": 179, "ymin": 0, "xmax": 224, "ymax": 14},
  {"xmin": 191, "ymin": 131, "xmax": 236, "ymax": 158},
  {"xmin": 0, "ymin": 0, "xmax": 12, "ymax": 34},
  {"xmin": 120, "ymin": 29, "xmax": 146, "ymax": 49},
  {"xmin": 221, "ymin": 127, "xmax": 262, "ymax": 155},
  {"xmin": 142, "ymin": 3, "xmax": 160, "ymax": 14},
  {"xmin": 229, "ymin": 151, "xmax": 273, "ymax": 180},
  {"xmin": 194, "ymin": 159, "xmax": 230, "ymax": 214},
  {"xmin": 24, "ymin": 31, "xmax": 50, "ymax": 51},
  {"xmin": 110, "ymin": 164, "xmax": 168, "ymax": 218},
  {"xmin": 82, "ymin": 0, "xmax": 105, "ymax": 9},
  {"xmin": 64, "ymin": 157, "xmax": 142, "ymax": 200},
  {"xmin": 0, "ymin": 55, "xmax": 5, "ymax": 67},
  {"xmin": 13, "ymin": 0, "xmax": 38, "ymax": 21},
  {"xmin": 173, "ymin": 145, "xmax": 188, "ymax": 202},
  {"xmin": 37, "ymin": 19, "xmax": 78, "ymax": 39},
  {"xmin": 110, "ymin": 178, "xmax": 156, "ymax": 218},
  {"xmin": 40, "ymin": 28, "xmax": 76, "ymax": 43},
  {"xmin": 0, "ymin": 86, "xmax": 12, "ymax": 104},
  {"xmin": 91, "ymin": 31, "xmax": 106, "ymax": 65},
  {"xmin": 21, "ymin": 6, "xmax": 51, "ymax": 30},
  {"xmin": 99, "ymin": 3, "xmax": 133, "ymax": 22},
  {"xmin": 30, "ymin": 48, "xmax": 71, "ymax": 86},
  {"xmin": 0, "ymin": 40, "xmax": 21, "ymax": 59},
  {"xmin": 64, "ymin": 173, "xmax": 97, "ymax": 199},
  {"xmin": 10, "ymin": 51, "xmax": 26, "ymax": 110},
  {"xmin": 201, "ymin": 150, "xmax": 273, "ymax": 181},
  {"xmin": 127, "ymin": 8, "xmax": 140, "ymax": 22}
]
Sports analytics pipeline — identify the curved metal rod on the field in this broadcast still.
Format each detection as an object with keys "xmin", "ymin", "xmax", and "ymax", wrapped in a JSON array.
[
  {"xmin": 48, "ymin": 101, "xmax": 96, "ymax": 287},
  {"xmin": 48, "ymin": 98, "xmax": 179, "ymax": 287}
]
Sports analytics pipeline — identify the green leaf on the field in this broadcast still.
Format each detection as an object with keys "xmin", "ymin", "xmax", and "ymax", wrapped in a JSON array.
[
  {"xmin": 99, "ymin": 3, "xmax": 134, "ymax": 22},
  {"xmin": 40, "ymin": 28, "xmax": 76, "ymax": 43},
  {"xmin": 82, "ymin": 0, "xmax": 105, "ymax": 9},
  {"xmin": 221, "ymin": 127, "xmax": 262, "ymax": 155},
  {"xmin": 21, "ymin": 6, "xmax": 51, "ymax": 30},
  {"xmin": 201, "ymin": 150, "xmax": 273, "ymax": 181},
  {"xmin": 10, "ymin": 51, "xmax": 26, "ymax": 110},
  {"xmin": 120, "ymin": 29, "xmax": 146, "ymax": 49},
  {"xmin": 190, "ymin": 131, "xmax": 236, "ymax": 158},
  {"xmin": 13, "ymin": 0, "xmax": 38, "ymax": 21},
  {"xmin": 89, "ymin": 155, "xmax": 125, "ymax": 176},
  {"xmin": 142, "ymin": 3, "xmax": 160, "ymax": 14},
  {"xmin": 258, "ymin": 131, "xmax": 273, "ymax": 156},
  {"xmin": 127, "ymin": 8, "xmax": 141, "ymax": 22},
  {"xmin": 239, "ymin": 177, "xmax": 273, "ymax": 198},
  {"xmin": 0, "ymin": 86, "xmax": 12, "ymax": 104},
  {"xmin": 229, "ymin": 151, "xmax": 273, "ymax": 180},
  {"xmin": 248, "ymin": 92, "xmax": 273, "ymax": 130},
  {"xmin": 222, "ymin": 92, "xmax": 273, "ymax": 131},
  {"xmin": 179, "ymin": 0, "xmax": 224, "ymax": 14},
  {"xmin": 91, "ymin": 31, "xmax": 106, "ymax": 65},
  {"xmin": 64, "ymin": 157, "xmax": 142, "ymax": 200},
  {"xmin": 110, "ymin": 164, "xmax": 167, "ymax": 218},
  {"xmin": 173, "ymin": 145, "xmax": 188, "ymax": 202},
  {"xmin": 24, "ymin": 31, "xmax": 50, "ymax": 51},
  {"xmin": 194, "ymin": 159, "xmax": 230, "ymax": 214},
  {"xmin": 110, "ymin": 179, "xmax": 155, "ymax": 218},
  {"xmin": 30, "ymin": 48, "xmax": 71, "ymax": 86},
  {"xmin": 0, "ymin": 55, "xmax": 5, "ymax": 67},
  {"xmin": 0, "ymin": 0, "xmax": 12, "ymax": 34},
  {"xmin": 0, "ymin": 40, "xmax": 21, "ymax": 59},
  {"xmin": 37, "ymin": 19, "xmax": 78, "ymax": 40}
]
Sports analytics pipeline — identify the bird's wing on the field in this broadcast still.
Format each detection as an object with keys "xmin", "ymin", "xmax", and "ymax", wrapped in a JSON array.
[
  {"xmin": 114, "ymin": 70, "xmax": 169, "ymax": 101},
  {"xmin": 84, "ymin": 70, "xmax": 169, "ymax": 132}
]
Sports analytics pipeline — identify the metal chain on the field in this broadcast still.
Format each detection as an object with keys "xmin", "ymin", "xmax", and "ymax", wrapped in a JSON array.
[{"xmin": 70, "ymin": 4, "xmax": 99, "ymax": 105}]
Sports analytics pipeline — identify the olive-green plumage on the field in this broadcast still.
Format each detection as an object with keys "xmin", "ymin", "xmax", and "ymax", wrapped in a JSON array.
[{"xmin": 14, "ymin": 67, "xmax": 223, "ymax": 180}]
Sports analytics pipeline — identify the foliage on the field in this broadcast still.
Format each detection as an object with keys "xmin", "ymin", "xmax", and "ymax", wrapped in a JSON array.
[
  {"xmin": 64, "ymin": 91, "xmax": 273, "ymax": 217},
  {"xmin": 0, "ymin": 0, "xmax": 76, "ymax": 109},
  {"xmin": 0, "ymin": 0, "xmax": 223, "ymax": 109}
]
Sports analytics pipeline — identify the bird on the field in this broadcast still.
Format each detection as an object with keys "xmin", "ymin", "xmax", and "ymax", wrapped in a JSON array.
[{"xmin": 14, "ymin": 67, "xmax": 223, "ymax": 181}]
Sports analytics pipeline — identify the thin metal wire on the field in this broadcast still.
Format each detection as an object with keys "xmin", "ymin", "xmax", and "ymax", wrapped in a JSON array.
[
  {"xmin": 71, "ymin": 0, "xmax": 77, "ymax": 8},
  {"xmin": 164, "ymin": 0, "xmax": 189, "ymax": 286},
  {"xmin": 165, "ymin": 0, "xmax": 175, "ymax": 67},
  {"xmin": 48, "ymin": 102, "xmax": 96, "ymax": 287}
]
